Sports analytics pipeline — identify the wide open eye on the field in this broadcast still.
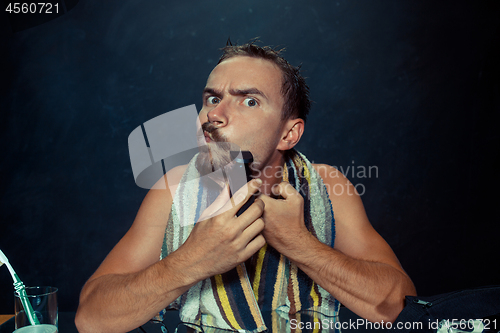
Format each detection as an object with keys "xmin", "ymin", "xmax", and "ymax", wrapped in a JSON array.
[
  {"xmin": 243, "ymin": 97, "xmax": 258, "ymax": 107},
  {"xmin": 207, "ymin": 96, "xmax": 220, "ymax": 105}
]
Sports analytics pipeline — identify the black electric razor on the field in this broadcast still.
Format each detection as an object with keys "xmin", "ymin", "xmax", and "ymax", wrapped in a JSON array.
[{"xmin": 228, "ymin": 151, "xmax": 256, "ymax": 217}]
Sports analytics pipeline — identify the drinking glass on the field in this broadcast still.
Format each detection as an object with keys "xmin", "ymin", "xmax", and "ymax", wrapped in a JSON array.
[{"xmin": 14, "ymin": 286, "xmax": 58, "ymax": 332}]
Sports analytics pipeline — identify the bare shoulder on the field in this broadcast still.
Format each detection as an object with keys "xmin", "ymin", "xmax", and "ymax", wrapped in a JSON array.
[
  {"xmin": 88, "ymin": 164, "xmax": 188, "ymax": 280},
  {"xmin": 141, "ymin": 163, "xmax": 188, "ymax": 210},
  {"xmin": 131, "ymin": 164, "xmax": 187, "ymax": 228},
  {"xmin": 312, "ymin": 163, "xmax": 367, "ymax": 232},
  {"xmin": 312, "ymin": 163, "xmax": 362, "ymax": 210},
  {"xmin": 312, "ymin": 163, "xmax": 404, "ymax": 271}
]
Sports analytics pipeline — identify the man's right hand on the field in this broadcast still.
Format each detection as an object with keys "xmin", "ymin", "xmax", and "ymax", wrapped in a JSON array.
[
  {"xmin": 76, "ymin": 174, "xmax": 265, "ymax": 333},
  {"xmin": 176, "ymin": 178, "xmax": 266, "ymax": 282}
]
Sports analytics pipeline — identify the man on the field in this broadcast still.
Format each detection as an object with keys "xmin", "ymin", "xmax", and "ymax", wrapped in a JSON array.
[{"xmin": 75, "ymin": 42, "xmax": 416, "ymax": 333}]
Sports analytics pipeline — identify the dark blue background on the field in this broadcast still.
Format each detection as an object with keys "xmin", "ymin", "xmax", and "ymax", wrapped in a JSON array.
[{"xmin": 1, "ymin": 0, "xmax": 499, "ymax": 313}]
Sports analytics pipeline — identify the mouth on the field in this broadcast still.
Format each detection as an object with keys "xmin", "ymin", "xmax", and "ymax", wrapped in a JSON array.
[{"xmin": 203, "ymin": 130, "xmax": 212, "ymax": 143}]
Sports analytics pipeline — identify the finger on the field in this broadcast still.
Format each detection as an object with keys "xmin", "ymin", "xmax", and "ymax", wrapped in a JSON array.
[
  {"xmin": 237, "ymin": 198, "xmax": 265, "ymax": 229},
  {"xmin": 243, "ymin": 234, "xmax": 266, "ymax": 258},
  {"xmin": 212, "ymin": 183, "xmax": 232, "ymax": 205},
  {"xmin": 208, "ymin": 179, "xmax": 261, "ymax": 218},
  {"xmin": 256, "ymin": 193, "xmax": 271, "ymax": 204},
  {"xmin": 272, "ymin": 181, "xmax": 298, "ymax": 200},
  {"xmin": 240, "ymin": 217, "xmax": 265, "ymax": 244},
  {"xmin": 198, "ymin": 184, "xmax": 231, "ymax": 221},
  {"xmin": 228, "ymin": 178, "xmax": 263, "ymax": 212}
]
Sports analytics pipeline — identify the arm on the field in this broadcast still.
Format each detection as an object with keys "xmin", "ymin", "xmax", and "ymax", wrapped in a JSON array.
[
  {"xmin": 258, "ymin": 164, "xmax": 416, "ymax": 323},
  {"xmin": 75, "ymin": 176, "xmax": 266, "ymax": 333}
]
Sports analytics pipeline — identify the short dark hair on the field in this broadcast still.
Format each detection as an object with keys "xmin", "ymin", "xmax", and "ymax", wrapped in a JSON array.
[{"xmin": 218, "ymin": 39, "xmax": 311, "ymax": 123}]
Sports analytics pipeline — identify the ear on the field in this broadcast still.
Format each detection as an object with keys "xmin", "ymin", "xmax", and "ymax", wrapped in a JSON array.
[{"xmin": 276, "ymin": 118, "xmax": 305, "ymax": 151}]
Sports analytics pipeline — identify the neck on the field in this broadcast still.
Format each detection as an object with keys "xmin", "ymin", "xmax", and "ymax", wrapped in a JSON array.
[{"xmin": 253, "ymin": 150, "xmax": 290, "ymax": 196}]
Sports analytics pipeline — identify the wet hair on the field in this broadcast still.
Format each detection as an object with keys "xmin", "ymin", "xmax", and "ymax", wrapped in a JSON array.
[{"xmin": 218, "ymin": 39, "xmax": 311, "ymax": 123}]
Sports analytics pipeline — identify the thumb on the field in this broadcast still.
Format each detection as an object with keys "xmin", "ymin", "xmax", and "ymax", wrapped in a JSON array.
[
  {"xmin": 230, "ymin": 178, "xmax": 263, "ymax": 210},
  {"xmin": 198, "ymin": 184, "xmax": 232, "ymax": 221},
  {"xmin": 272, "ymin": 181, "xmax": 298, "ymax": 200}
]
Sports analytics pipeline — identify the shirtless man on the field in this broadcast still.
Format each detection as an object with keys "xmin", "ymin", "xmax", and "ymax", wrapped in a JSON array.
[{"xmin": 75, "ymin": 42, "xmax": 416, "ymax": 333}]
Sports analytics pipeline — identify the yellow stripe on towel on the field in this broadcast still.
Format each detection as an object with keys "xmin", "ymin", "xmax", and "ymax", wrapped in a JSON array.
[
  {"xmin": 214, "ymin": 274, "xmax": 241, "ymax": 330},
  {"xmin": 310, "ymin": 282, "xmax": 320, "ymax": 308},
  {"xmin": 252, "ymin": 244, "xmax": 267, "ymax": 302},
  {"xmin": 237, "ymin": 264, "xmax": 264, "ymax": 328},
  {"xmin": 290, "ymin": 263, "xmax": 302, "ymax": 312},
  {"xmin": 271, "ymin": 254, "xmax": 286, "ymax": 310}
]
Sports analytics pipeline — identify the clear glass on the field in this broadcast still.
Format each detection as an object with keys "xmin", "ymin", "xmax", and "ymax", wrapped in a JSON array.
[
  {"xmin": 13, "ymin": 325, "xmax": 58, "ymax": 333},
  {"xmin": 14, "ymin": 286, "xmax": 58, "ymax": 331}
]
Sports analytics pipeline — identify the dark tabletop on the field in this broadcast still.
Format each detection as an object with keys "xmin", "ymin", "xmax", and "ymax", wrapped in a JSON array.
[{"xmin": 0, "ymin": 307, "xmax": 387, "ymax": 333}]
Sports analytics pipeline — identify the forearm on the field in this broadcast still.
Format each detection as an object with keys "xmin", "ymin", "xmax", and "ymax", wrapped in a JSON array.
[
  {"xmin": 75, "ymin": 182, "xmax": 265, "ymax": 332},
  {"xmin": 285, "ymin": 234, "xmax": 416, "ymax": 323},
  {"xmin": 75, "ymin": 255, "xmax": 196, "ymax": 333}
]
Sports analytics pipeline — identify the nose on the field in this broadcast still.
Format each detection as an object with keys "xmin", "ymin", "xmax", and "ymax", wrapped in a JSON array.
[{"xmin": 207, "ymin": 100, "xmax": 228, "ymax": 128}]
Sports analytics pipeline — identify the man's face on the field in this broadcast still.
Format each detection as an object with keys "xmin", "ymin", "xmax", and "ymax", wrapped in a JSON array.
[{"xmin": 198, "ymin": 56, "xmax": 286, "ymax": 171}]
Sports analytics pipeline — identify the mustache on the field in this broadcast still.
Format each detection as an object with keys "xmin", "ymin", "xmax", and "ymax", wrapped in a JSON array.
[
  {"xmin": 201, "ymin": 122, "xmax": 227, "ymax": 142},
  {"xmin": 196, "ymin": 122, "xmax": 233, "ymax": 175}
]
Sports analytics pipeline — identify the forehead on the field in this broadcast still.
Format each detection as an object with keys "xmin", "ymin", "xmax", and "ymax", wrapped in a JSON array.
[{"xmin": 206, "ymin": 56, "xmax": 284, "ymax": 103}]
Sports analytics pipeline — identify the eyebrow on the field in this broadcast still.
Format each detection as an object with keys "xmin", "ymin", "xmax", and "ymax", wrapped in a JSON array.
[
  {"xmin": 229, "ymin": 88, "xmax": 268, "ymax": 100},
  {"xmin": 203, "ymin": 87, "xmax": 222, "ymax": 99},
  {"xmin": 202, "ymin": 87, "xmax": 268, "ymax": 101}
]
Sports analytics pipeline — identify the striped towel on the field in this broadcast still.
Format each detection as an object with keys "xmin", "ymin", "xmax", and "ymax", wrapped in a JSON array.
[{"xmin": 159, "ymin": 150, "xmax": 339, "ymax": 332}]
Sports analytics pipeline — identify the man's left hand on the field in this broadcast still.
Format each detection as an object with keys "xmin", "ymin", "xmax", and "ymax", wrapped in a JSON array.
[{"xmin": 258, "ymin": 181, "xmax": 311, "ymax": 253}]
